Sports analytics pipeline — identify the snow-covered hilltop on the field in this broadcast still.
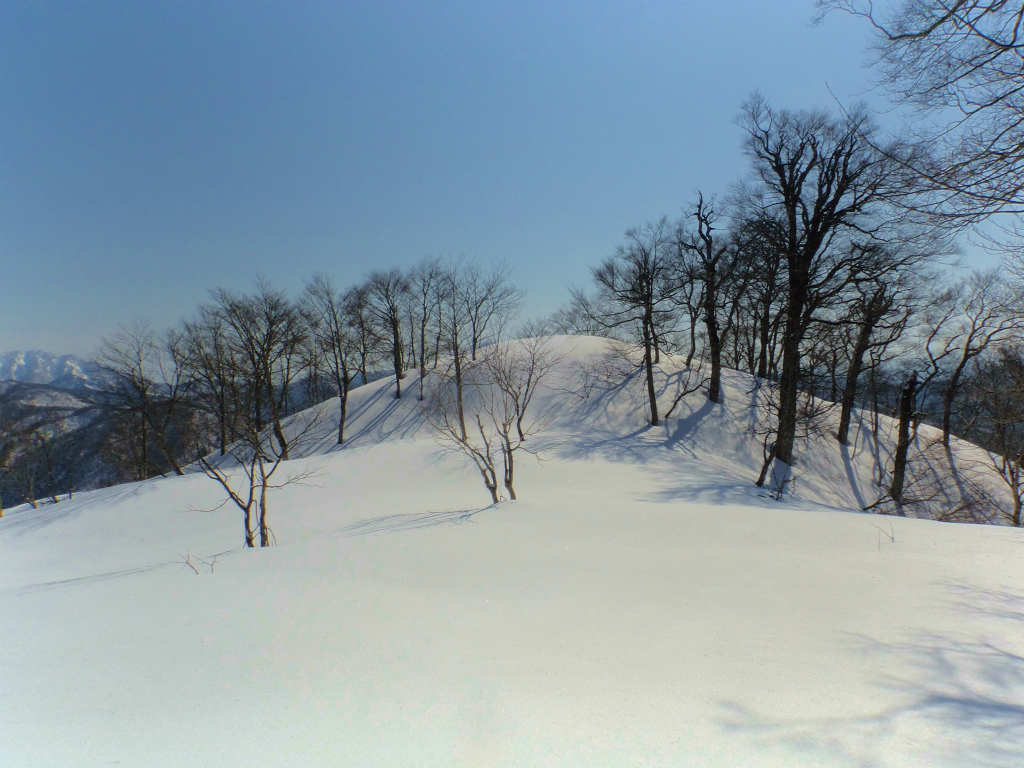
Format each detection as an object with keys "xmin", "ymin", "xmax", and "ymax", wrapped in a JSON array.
[{"xmin": 1, "ymin": 337, "xmax": 1022, "ymax": 767}]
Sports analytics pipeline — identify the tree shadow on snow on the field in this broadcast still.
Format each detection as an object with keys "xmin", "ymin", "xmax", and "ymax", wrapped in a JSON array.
[
  {"xmin": 716, "ymin": 581, "xmax": 1024, "ymax": 767},
  {"xmin": 335, "ymin": 507, "xmax": 485, "ymax": 538},
  {"xmin": 3, "ymin": 562, "xmax": 176, "ymax": 596},
  {"xmin": 0, "ymin": 480, "xmax": 154, "ymax": 538},
  {"xmin": 664, "ymin": 397, "xmax": 717, "ymax": 449},
  {"xmin": 308, "ymin": 378, "xmax": 428, "ymax": 456},
  {"xmin": 557, "ymin": 367, "xmax": 718, "ymax": 466}
]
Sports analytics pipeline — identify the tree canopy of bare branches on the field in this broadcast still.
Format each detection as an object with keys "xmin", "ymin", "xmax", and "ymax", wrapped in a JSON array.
[
  {"xmin": 573, "ymin": 218, "xmax": 677, "ymax": 425},
  {"xmin": 304, "ymin": 272, "xmax": 360, "ymax": 444},
  {"xmin": 209, "ymin": 278, "xmax": 310, "ymax": 461},
  {"xmin": 820, "ymin": 1, "xmax": 1024, "ymax": 225},
  {"xmin": 364, "ymin": 269, "xmax": 412, "ymax": 399},
  {"xmin": 740, "ymin": 95, "xmax": 905, "ymax": 475},
  {"xmin": 94, "ymin": 320, "xmax": 195, "ymax": 478},
  {"xmin": 425, "ymin": 336, "xmax": 561, "ymax": 504},
  {"xmin": 675, "ymin": 194, "xmax": 742, "ymax": 404}
]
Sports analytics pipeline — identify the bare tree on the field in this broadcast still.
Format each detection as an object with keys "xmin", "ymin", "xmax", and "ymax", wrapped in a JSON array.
[
  {"xmin": 836, "ymin": 263, "xmax": 915, "ymax": 445},
  {"xmin": 575, "ymin": 218, "xmax": 677, "ymax": 425},
  {"xmin": 364, "ymin": 269, "xmax": 412, "ymax": 398},
  {"xmin": 731, "ymin": 210, "xmax": 788, "ymax": 380},
  {"xmin": 740, "ymin": 96, "xmax": 904, "ymax": 484},
  {"xmin": 210, "ymin": 278, "xmax": 310, "ymax": 460},
  {"xmin": 675, "ymin": 194, "xmax": 741, "ymax": 403},
  {"xmin": 919, "ymin": 270, "xmax": 1023, "ymax": 445},
  {"xmin": 407, "ymin": 256, "xmax": 444, "ymax": 400},
  {"xmin": 548, "ymin": 296, "xmax": 618, "ymax": 338},
  {"xmin": 462, "ymin": 261, "xmax": 525, "ymax": 361},
  {"xmin": 304, "ymin": 273, "xmax": 360, "ymax": 444},
  {"xmin": 196, "ymin": 401, "xmax": 321, "ymax": 548},
  {"xmin": 435, "ymin": 259, "xmax": 475, "ymax": 440},
  {"xmin": 183, "ymin": 308, "xmax": 243, "ymax": 457},
  {"xmin": 425, "ymin": 336, "xmax": 560, "ymax": 503},
  {"xmin": 342, "ymin": 283, "xmax": 381, "ymax": 388},
  {"xmin": 889, "ymin": 370, "xmax": 920, "ymax": 514},
  {"xmin": 973, "ymin": 345, "xmax": 1024, "ymax": 525},
  {"xmin": 666, "ymin": 256, "xmax": 705, "ymax": 368},
  {"xmin": 94, "ymin": 320, "xmax": 195, "ymax": 477},
  {"xmin": 820, "ymin": 1, "xmax": 1024, "ymax": 231}
]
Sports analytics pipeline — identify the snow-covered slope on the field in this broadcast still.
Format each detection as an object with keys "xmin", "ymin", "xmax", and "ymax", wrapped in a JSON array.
[{"xmin": 2, "ymin": 337, "xmax": 1022, "ymax": 767}]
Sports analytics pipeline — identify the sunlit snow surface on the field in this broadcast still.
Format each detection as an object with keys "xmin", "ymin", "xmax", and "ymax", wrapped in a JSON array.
[{"xmin": 2, "ymin": 337, "xmax": 1022, "ymax": 767}]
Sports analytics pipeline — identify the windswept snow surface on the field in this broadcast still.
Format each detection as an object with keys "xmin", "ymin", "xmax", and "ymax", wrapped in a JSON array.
[{"xmin": 2, "ymin": 337, "xmax": 1022, "ymax": 767}]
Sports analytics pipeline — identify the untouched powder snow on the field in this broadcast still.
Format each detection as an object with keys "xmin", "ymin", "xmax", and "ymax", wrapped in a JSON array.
[{"xmin": 2, "ymin": 337, "xmax": 1022, "ymax": 767}]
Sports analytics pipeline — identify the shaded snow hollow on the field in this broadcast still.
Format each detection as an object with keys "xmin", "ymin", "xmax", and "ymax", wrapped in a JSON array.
[{"xmin": 2, "ymin": 336, "xmax": 1022, "ymax": 767}]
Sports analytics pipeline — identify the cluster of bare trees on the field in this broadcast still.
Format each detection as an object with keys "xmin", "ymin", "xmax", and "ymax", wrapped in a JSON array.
[
  {"xmin": 820, "ymin": 0, "xmax": 1024, "ymax": 517},
  {"xmin": 1, "ymin": 257, "xmax": 524, "ymax": 538},
  {"xmin": 560, "ymin": 91, "xmax": 1023, "ymax": 520},
  {"xmin": 0, "ymin": 384, "xmax": 100, "ymax": 515}
]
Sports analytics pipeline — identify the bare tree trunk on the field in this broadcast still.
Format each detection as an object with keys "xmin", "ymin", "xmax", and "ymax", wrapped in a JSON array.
[
  {"xmin": 481, "ymin": 472, "xmax": 499, "ymax": 504},
  {"xmin": 686, "ymin": 320, "xmax": 697, "ymax": 367},
  {"xmin": 391, "ymin": 317, "xmax": 405, "ymax": 399},
  {"xmin": 837, "ymin": 321, "xmax": 873, "ymax": 445},
  {"xmin": 502, "ymin": 435, "xmax": 517, "ymax": 501},
  {"xmin": 704, "ymin": 284, "xmax": 723, "ymax": 404},
  {"xmin": 454, "ymin": 349, "xmax": 466, "ymax": 440},
  {"xmin": 270, "ymin": 412, "xmax": 289, "ymax": 460},
  {"xmin": 1008, "ymin": 450, "xmax": 1023, "ymax": 527},
  {"xmin": 774, "ymin": 268, "xmax": 809, "ymax": 466},
  {"xmin": 941, "ymin": 355, "xmax": 971, "ymax": 446},
  {"xmin": 1012, "ymin": 458, "xmax": 1022, "ymax": 527},
  {"xmin": 775, "ymin": 330, "xmax": 801, "ymax": 465},
  {"xmin": 642, "ymin": 313, "xmax": 660, "ymax": 426},
  {"xmin": 889, "ymin": 372, "xmax": 918, "ymax": 514},
  {"xmin": 755, "ymin": 443, "xmax": 776, "ymax": 488},
  {"xmin": 419, "ymin": 317, "xmax": 428, "ymax": 400},
  {"xmin": 258, "ymin": 460, "xmax": 270, "ymax": 547},
  {"xmin": 338, "ymin": 387, "xmax": 348, "ymax": 445},
  {"xmin": 219, "ymin": 386, "xmax": 228, "ymax": 456},
  {"xmin": 264, "ymin": 372, "xmax": 290, "ymax": 461},
  {"xmin": 243, "ymin": 467, "xmax": 255, "ymax": 548},
  {"xmin": 756, "ymin": 308, "xmax": 771, "ymax": 379},
  {"xmin": 150, "ymin": 420, "xmax": 185, "ymax": 475}
]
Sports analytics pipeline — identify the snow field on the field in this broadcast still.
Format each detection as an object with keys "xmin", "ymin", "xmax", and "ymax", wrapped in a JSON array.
[{"xmin": 2, "ymin": 337, "xmax": 1022, "ymax": 767}]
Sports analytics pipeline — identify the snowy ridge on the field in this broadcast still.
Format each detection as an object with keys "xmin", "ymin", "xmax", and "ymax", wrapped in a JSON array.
[
  {"xmin": 268, "ymin": 335, "xmax": 1013, "ymax": 520},
  {"xmin": 1, "ymin": 336, "xmax": 1022, "ymax": 768},
  {"xmin": 0, "ymin": 349, "xmax": 96, "ymax": 390}
]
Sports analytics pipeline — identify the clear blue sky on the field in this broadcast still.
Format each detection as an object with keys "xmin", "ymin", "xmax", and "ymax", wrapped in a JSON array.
[{"xmin": 2, "ymin": 0, "xmax": 887, "ymax": 354}]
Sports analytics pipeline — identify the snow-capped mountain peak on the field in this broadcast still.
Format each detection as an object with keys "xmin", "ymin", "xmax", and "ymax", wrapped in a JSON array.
[{"xmin": 0, "ymin": 350, "xmax": 96, "ymax": 390}]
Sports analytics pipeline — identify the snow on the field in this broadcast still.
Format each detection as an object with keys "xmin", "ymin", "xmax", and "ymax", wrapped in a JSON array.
[
  {"xmin": 0, "ymin": 350, "xmax": 95, "ymax": 389},
  {"xmin": 2, "ymin": 336, "xmax": 1022, "ymax": 767}
]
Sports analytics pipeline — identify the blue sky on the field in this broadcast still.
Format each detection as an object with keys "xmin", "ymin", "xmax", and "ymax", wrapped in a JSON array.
[{"xmin": 3, "ymin": 0, "xmax": 897, "ymax": 353}]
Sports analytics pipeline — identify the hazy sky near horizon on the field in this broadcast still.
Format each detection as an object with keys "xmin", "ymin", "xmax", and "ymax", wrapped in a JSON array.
[{"xmin": 1, "ymin": 0, "xmax": 938, "ymax": 354}]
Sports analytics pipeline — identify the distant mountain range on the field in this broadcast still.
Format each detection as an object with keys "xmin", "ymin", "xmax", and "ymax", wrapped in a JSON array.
[
  {"xmin": 0, "ymin": 351, "xmax": 97, "ymax": 391},
  {"xmin": 1, "ymin": 351, "xmax": 113, "ymax": 506}
]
